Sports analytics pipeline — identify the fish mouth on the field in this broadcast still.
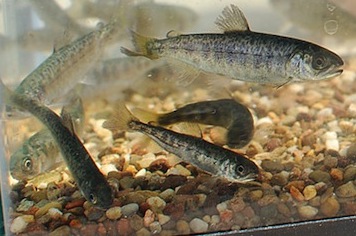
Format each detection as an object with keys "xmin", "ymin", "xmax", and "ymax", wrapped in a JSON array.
[
  {"xmin": 317, "ymin": 64, "xmax": 343, "ymax": 80},
  {"xmin": 230, "ymin": 173, "xmax": 259, "ymax": 183}
]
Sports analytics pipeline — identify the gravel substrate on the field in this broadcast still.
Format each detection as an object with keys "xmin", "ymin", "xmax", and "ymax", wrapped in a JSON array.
[{"xmin": 5, "ymin": 58, "xmax": 356, "ymax": 235}]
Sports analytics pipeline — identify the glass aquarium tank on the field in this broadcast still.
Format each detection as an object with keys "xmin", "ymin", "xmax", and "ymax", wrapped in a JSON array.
[{"xmin": 0, "ymin": 0, "xmax": 355, "ymax": 235}]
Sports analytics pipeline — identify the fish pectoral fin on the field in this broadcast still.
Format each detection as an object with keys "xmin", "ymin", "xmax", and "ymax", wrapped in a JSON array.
[
  {"xmin": 215, "ymin": 4, "xmax": 250, "ymax": 33},
  {"xmin": 120, "ymin": 47, "xmax": 144, "ymax": 57},
  {"xmin": 274, "ymin": 77, "xmax": 293, "ymax": 89},
  {"xmin": 60, "ymin": 108, "xmax": 77, "ymax": 135},
  {"xmin": 166, "ymin": 59, "xmax": 201, "ymax": 87},
  {"xmin": 173, "ymin": 122, "xmax": 203, "ymax": 138},
  {"xmin": 131, "ymin": 107, "xmax": 160, "ymax": 124}
]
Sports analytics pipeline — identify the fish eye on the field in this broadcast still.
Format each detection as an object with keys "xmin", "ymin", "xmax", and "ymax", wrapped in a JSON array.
[
  {"xmin": 89, "ymin": 193, "xmax": 97, "ymax": 204},
  {"xmin": 22, "ymin": 158, "xmax": 33, "ymax": 171},
  {"xmin": 236, "ymin": 165, "xmax": 245, "ymax": 175},
  {"xmin": 312, "ymin": 55, "xmax": 327, "ymax": 70}
]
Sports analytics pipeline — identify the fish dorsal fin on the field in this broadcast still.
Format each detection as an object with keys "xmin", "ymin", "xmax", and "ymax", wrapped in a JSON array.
[
  {"xmin": 166, "ymin": 30, "xmax": 181, "ymax": 38},
  {"xmin": 215, "ymin": 4, "xmax": 250, "ymax": 33}
]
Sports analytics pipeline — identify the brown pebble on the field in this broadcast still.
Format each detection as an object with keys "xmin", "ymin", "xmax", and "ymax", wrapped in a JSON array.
[
  {"xmin": 346, "ymin": 143, "xmax": 356, "ymax": 161},
  {"xmin": 49, "ymin": 225, "xmax": 71, "ymax": 236},
  {"xmin": 229, "ymin": 197, "xmax": 246, "ymax": 213},
  {"xmin": 277, "ymin": 203, "xmax": 291, "ymax": 217},
  {"xmin": 65, "ymin": 199, "xmax": 85, "ymax": 209},
  {"xmin": 309, "ymin": 170, "xmax": 331, "ymax": 183},
  {"xmin": 300, "ymin": 130, "xmax": 316, "ymax": 147},
  {"xmin": 161, "ymin": 175, "xmax": 187, "ymax": 190},
  {"xmin": 35, "ymin": 201, "xmax": 62, "ymax": 218},
  {"xmin": 148, "ymin": 158, "xmax": 170, "ymax": 172},
  {"xmin": 129, "ymin": 214, "xmax": 144, "ymax": 231},
  {"xmin": 84, "ymin": 207, "xmax": 105, "ymax": 221},
  {"xmin": 323, "ymin": 156, "xmax": 338, "ymax": 169},
  {"xmin": 344, "ymin": 166, "xmax": 356, "ymax": 182},
  {"xmin": 290, "ymin": 186, "xmax": 305, "ymax": 202},
  {"xmin": 330, "ymin": 168, "xmax": 343, "ymax": 181},
  {"xmin": 117, "ymin": 218, "xmax": 133, "ymax": 236},
  {"xmin": 67, "ymin": 206, "xmax": 84, "ymax": 216},
  {"xmin": 96, "ymin": 223, "xmax": 107, "ymax": 236},
  {"xmin": 265, "ymin": 138, "xmax": 282, "ymax": 152},
  {"xmin": 80, "ymin": 223, "xmax": 99, "ymax": 236},
  {"xmin": 249, "ymin": 190, "xmax": 263, "ymax": 201},
  {"xmin": 25, "ymin": 222, "xmax": 48, "ymax": 235},
  {"xmin": 343, "ymin": 201, "xmax": 356, "ymax": 215},
  {"xmin": 31, "ymin": 190, "xmax": 48, "ymax": 203},
  {"xmin": 69, "ymin": 219, "xmax": 83, "ymax": 229},
  {"xmin": 285, "ymin": 180, "xmax": 305, "ymax": 191},
  {"xmin": 261, "ymin": 160, "xmax": 284, "ymax": 172},
  {"xmin": 163, "ymin": 202, "xmax": 185, "ymax": 220},
  {"xmin": 270, "ymin": 172, "xmax": 288, "ymax": 186},
  {"xmin": 320, "ymin": 197, "xmax": 340, "ymax": 217}
]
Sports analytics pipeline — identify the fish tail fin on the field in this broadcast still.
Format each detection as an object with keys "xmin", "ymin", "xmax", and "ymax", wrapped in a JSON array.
[
  {"xmin": 102, "ymin": 102, "xmax": 137, "ymax": 132},
  {"xmin": 121, "ymin": 30, "xmax": 158, "ymax": 59}
]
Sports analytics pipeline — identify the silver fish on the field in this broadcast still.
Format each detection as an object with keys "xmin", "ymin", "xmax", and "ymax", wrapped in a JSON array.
[
  {"xmin": 1, "ymin": 81, "xmax": 113, "ymax": 208},
  {"xmin": 121, "ymin": 4, "xmax": 343, "ymax": 86},
  {"xmin": 10, "ymin": 95, "xmax": 85, "ymax": 180},
  {"xmin": 103, "ymin": 104, "xmax": 259, "ymax": 182},
  {"xmin": 15, "ymin": 19, "xmax": 120, "ymax": 105}
]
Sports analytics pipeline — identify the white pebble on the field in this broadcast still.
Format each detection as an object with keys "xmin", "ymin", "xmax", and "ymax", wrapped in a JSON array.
[
  {"xmin": 100, "ymin": 164, "xmax": 118, "ymax": 175},
  {"xmin": 10, "ymin": 216, "xmax": 30, "ymax": 233},
  {"xmin": 348, "ymin": 104, "xmax": 356, "ymax": 116},
  {"xmin": 256, "ymin": 117, "xmax": 273, "ymax": 126},
  {"xmin": 216, "ymin": 202, "xmax": 228, "ymax": 212},
  {"xmin": 211, "ymin": 215, "xmax": 220, "ymax": 224},
  {"xmin": 174, "ymin": 164, "xmax": 191, "ymax": 176},
  {"xmin": 135, "ymin": 168, "xmax": 147, "ymax": 178},
  {"xmin": 298, "ymin": 205, "xmax": 318, "ymax": 219},
  {"xmin": 326, "ymin": 139, "xmax": 339, "ymax": 151},
  {"xmin": 157, "ymin": 214, "xmax": 170, "ymax": 225},
  {"xmin": 189, "ymin": 218, "xmax": 209, "ymax": 233},
  {"xmin": 149, "ymin": 221, "xmax": 162, "ymax": 234},
  {"xmin": 48, "ymin": 208, "xmax": 63, "ymax": 219}
]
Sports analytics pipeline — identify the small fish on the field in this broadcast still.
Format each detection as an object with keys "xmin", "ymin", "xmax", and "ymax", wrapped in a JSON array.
[
  {"xmin": 153, "ymin": 99, "xmax": 254, "ymax": 148},
  {"xmin": 15, "ymin": 19, "xmax": 120, "ymax": 106},
  {"xmin": 121, "ymin": 4, "xmax": 344, "ymax": 86},
  {"xmin": 1, "ymin": 81, "xmax": 113, "ymax": 208},
  {"xmin": 10, "ymin": 95, "xmax": 85, "ymax": 180},
  {"xmin": 103, "ymin": 104, "xmax": 259, "ymax": 182}
]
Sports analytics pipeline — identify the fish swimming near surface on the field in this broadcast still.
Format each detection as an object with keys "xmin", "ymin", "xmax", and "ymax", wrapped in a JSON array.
[
  {"xmin": 10, "ymin": 95, "xmax": 85, "ymax": 180},
  {"xmin": 1, "ymin": 81, "xmax": 113, "ymax": 208},
  {"xmin": 103, "ymin": 104, "xmax": 259, "ymax": 183},
  {"xmin": 133, "ymin": 99, "xmax": 254, "ymax": 148},
  {"xmin": 121, "ymin": 4, "xmax": 344, "ymax": 87}
]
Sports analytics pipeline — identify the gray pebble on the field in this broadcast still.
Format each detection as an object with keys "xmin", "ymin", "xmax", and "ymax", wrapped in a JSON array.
[
  {"xmin": 261, "ymin": 160, "xmax": 284, "ymax": 172},
  {"xmin": 49, "ymin": 225, "xmax": 71, "ymax": 236},
  {"xmin": 121, "ymin": 203, "xmax": 139, "ymax": 217},
  {"xmin": 344, "ymin": 166, "xmax": 356, "ymax": 182},
  {"xmin": 335, "ymin": 181, "xmax": 356, "ymax": 198},
  {"xmin": 309, "ymin": 170, "xmax": 331, "ymax": 183}
]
